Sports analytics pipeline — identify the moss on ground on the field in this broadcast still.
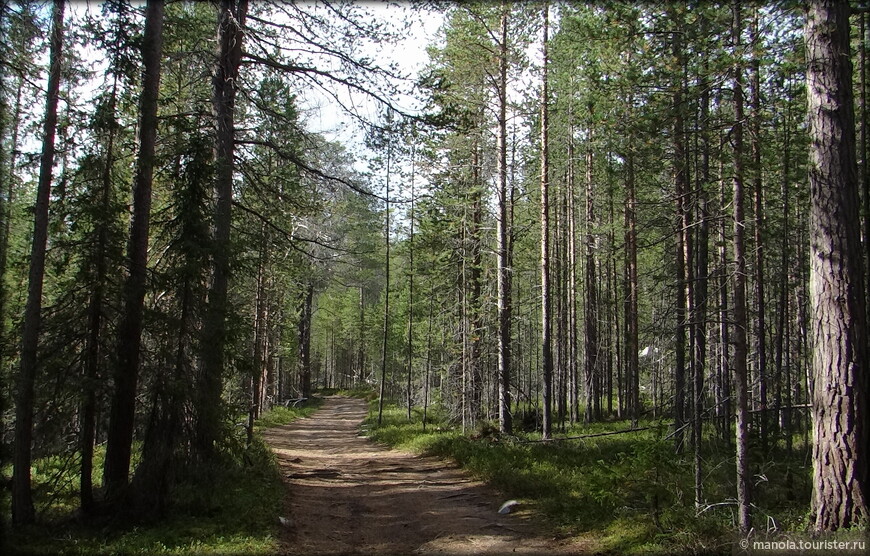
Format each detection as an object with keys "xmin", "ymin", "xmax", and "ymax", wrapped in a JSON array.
[{"xmin": 3, "ymin": 400, "xmax": 322, "ymax": 556}]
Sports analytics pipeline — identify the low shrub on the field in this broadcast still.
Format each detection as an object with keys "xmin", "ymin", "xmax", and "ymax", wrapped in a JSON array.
[
  {"xmin": 365, "ymin": 402, "xmax": 815, "ymax": 556},
  {"xmin": 4, "ymin": 402, "xmax": 320, "ymax": 556}
]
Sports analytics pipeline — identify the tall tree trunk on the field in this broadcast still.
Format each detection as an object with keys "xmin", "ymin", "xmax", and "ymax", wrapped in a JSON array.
[
  {"xmin": 554, "ymin": 183, "xmax": 563, "ymax": 429},
  {"xmin": 197, "ymin": 0, "xmax": 247, "ymax": 460},
  {"xmin": 671, "ymin": 5, "xmax": 688, "ymax": 452},
  {"xmin": 0, "ymin": 16, "xmax": 8, "ymax": 545},
  {"xmin": 496, "ymin": 0, "xmax": 512, "ymax": 435},
  {"xmin": 103, "ymin": 0, "xmax": 164, "ymax": 502},
  {"xmin": 248, "ymin": 231, "xmax": 268, "ymax": 444},
  {"xmin": 357, "ymin": 286, "xmax": 365, "ymax": 385},
  {"xmin": 694, "ymin": 52, "xmax": 712, "ymax": 511},
  {"xmin": 862, "ymin": 10, "xmax": 870, "ymax": 340},
  {"xmin": 805, "ymin": 0, "xmax": 869, "ymax": 531},
  {"xmin": 422, "ymin": 294, "xmax": 435, "ymax": 432},
  {"xmin": 457, "ymin": 202, "xmax": 468, "ymax": 430},
  {"xmin": 0, "ymin": 66, "xmax": 25, "ymax": 362},
  {"xmin": 11, "ymin": 0, "xmax": 64, "ymax": 525},
  {"xmin": 731, "ymin": 0, "xmax": 752, "ymax": 535},
  {"xmin": 459, "ymin": 205, "xmax": 469, "ymax": 431},
  {"xmin": 0, "ymin": 21, "xmax": 16, "ymax": 387},
  {"xmin": 717, "ymin": 129, "xmax": 732, "ymax": 445},
  {"xmin": 406, "ymin": 143, "xmax": 416, "ymax": 420},
  {"xmin": 0, "ymin": 24, "xmax": 6, "ymax": 355},
  {"xmin": 377, "ymin": 140, "xmax": 391, "ymax": 426},
  {"xmin": 130, "ymin": 113, "xmax": 206, "ymax": 516},
  {"xmin": 583, "ymin": 102, "xmax": 599, "ymax": 425},
  {"xmin": 567, "ymin": 119, "xmax": 579, "ymax": 425},
  {"xmin": 775, "ymin": 85, "xmax": 793, "ymax": 445},
  {"xmin": 607, "ymin": 188, "xmax": 618, "ymax": 420},
  {"xmin": 299, "ymin": 281, "xmax": 313, "ymax": 399},
  {"xmin": 539, "ymin": 2, "xmax": 552, "ymax": 439},
  {"xmin": 624, "ymin": 84, "xmax": 640, "ymax": 428},
  {"xmin": 469, "ymin": 142, "xmax": 483, "ymax": 424},
  {"xmin": 750, "ymin": 8, "xmax": 768, "ymax": 452}
]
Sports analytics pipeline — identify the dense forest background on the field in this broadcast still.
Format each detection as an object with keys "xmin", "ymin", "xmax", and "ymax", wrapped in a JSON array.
[{"xmin": 1, "ymin": 0, "xmax": 868, "ymax": 551}]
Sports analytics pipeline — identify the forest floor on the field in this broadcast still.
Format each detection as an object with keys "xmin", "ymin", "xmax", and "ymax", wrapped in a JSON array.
[{"xmin": 262, "ymin": 396, "xmax": 593, "ymax": 555}]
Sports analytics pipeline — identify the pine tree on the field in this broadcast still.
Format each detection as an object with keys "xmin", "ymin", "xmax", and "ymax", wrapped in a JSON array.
[
  {"xmin": 103, "ymin": 0, "xmax": 164, "ymax": 504},
  {"xmin": 805, "ymin": 0, "xmax": 869, "ymax": 531},
  {"xmin": 731, "ymin": 0, "xmax": 752, "ymax": 536},
  {"xmin": 11, "ymin": 0, "xmax": 64, "ymax": 526},
  {"xmin": 196, "ymin": 0, "xmax": 247, "ymax": 462}
]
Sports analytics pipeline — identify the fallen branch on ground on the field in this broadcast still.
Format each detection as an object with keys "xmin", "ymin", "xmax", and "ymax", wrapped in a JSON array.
[{"xmin": 518, "ymin": 425, "xmax": 662, "ymax": 443}]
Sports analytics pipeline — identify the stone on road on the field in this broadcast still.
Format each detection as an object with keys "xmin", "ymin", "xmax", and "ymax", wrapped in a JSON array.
[{"xmin": 262, "ymin": 396, "xmax": 587, "ymax": 555}]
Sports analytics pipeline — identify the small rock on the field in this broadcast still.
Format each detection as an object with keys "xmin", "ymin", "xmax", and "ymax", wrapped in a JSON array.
[
  {"xmin": 498, "ymin": 500, "xmax": 519, "ymax": 514},
  {"xmin": 279, "ymin": 516, "xmax": 293, "ymax": 528}
]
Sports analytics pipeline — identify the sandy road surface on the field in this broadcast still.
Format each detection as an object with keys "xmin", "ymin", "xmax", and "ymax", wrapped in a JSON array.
[{"xmin": 262, "ymin": 396, "xmax": 588, "ymax": 555}]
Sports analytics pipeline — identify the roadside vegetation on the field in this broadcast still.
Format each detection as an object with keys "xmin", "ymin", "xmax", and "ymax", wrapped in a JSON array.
[
  {"xmin": 365, "ymin": 400, "xmax": 819, "ymax": 556},
  {"xmin": 3, "ymin": 400, "xmax": 321, "ymax": 556}
]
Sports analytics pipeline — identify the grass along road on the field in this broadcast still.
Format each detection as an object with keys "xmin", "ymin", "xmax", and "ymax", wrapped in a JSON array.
[{"xmin": 262, "ymin": 396, "xmax": 589, "ymax": 555}]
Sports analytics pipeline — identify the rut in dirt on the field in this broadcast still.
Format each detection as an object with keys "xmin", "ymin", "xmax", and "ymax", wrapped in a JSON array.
[{"xmin": 262, "ymin": 396, "xmax": 588, "ymax": 555}]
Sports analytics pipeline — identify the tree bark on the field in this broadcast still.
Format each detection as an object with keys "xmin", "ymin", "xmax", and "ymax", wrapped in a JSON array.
[
  {"xmin": 197, "ymin": 0, "xmax": 247, "ymax": 460},
  {"xmin": 671, "ymin": 8, "xmax": 689, "ymax": 451},
  {"xmin": 775, "ymin": 85, "xmax": 793, "ymax": 446},
  {"xmin": 103, "ymin": 0, "xmax": 164, "ymax": 502},
  {"xmin": 496, "ymin": 1, "xmax": 512, "ymax": 435},
  {"xmin": 583, "ymin": 102, "xmax": 598, "ymax": 425},
  {"xmin": 299, "ymin": 281, "xmax": 313, "ymax": 399},
  {"xmin": 606, "ymin": 188, "xmax": 618, "ymax": 420},
  {"xmin": 623, "ymin": 77, "xmax": 640, "ymax": 427},
  {"xmin": 717, "ymin": 129, "xmax": 732, "ymax": 445},
  {"xmin": 567, "ymin": 118, "xmax": 579, "ymax": 426},
  {"xmin": 539, "ymin": 2, "xmax": 552, "ymax": 439},
  {"xmin": 248, "ymin": 230, "xmax": 269, "ymax": 444},
  {"xmin": 805, "ymin": 0, "xmax": 870, "ymax": 531},
  {"xmin": 731, "ymin": 0, "xmax": 752, "ymax": 535},
  {"xmin": 357, "ymin": 286, "xmax": 365, "ymax": 385},
  {"xmin": 469, "ymin": 142, "xmax": 483, "ymax": 424},
  {"xmin": 423, "ymin": 294, "xmax": 435, "ymax": 432},
  {"xmin": 377, "ymin": 140, "xmax": 391, "ymax": 426},
  {"xmin": 11, "ymin": 0, "xmax": 64, "ymax": 526},
  {"xmin": 406, "ymin": 142, "xmax": 416, "ymax": 420},
  {"xmin": 0, "ymin": 14, "xmax": 7, "ymax": 544},
  {"xmin": 862, "ymin": 11, "xmax": 870, "ymax": 341},
  {"xmin": 750, "ymin": 8, "xmax": 768, "ymax": 452},
  {"xmin": 694, "ymin": 49, "xmax": 712, "ymax": 511}
]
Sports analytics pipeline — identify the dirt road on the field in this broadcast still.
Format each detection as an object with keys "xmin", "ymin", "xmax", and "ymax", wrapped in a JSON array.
[{"xmin": 262, "ymin": 396, "xmax": 588, "ymax": 555}]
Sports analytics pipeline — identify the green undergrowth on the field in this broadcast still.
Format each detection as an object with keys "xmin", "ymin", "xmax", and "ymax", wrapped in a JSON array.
[
  {"xmin": 319, "ymin": 386, "xmax": 378, "ymax": 401},
  {"xmin": 252, "ymin": 396, "xmax": 323, "ymax": 428},
  {"xmin": 4, "ymin": 401, "xmax": 321, "ymax": 556},
  {"xmin": 365, "ymin": 404, "xmax": 816, "ymax": 556}
]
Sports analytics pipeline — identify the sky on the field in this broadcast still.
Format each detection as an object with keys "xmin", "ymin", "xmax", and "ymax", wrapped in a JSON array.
[
  {"xmin": 299, "ymin": 2, "xmax": 445, "ymax": 154},
  {"xmin": 18, "ymin": 1, "xmax": 444, "ymax": 204}
]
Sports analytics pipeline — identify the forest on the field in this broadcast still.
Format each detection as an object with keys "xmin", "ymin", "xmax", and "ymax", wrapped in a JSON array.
[{"xmin": 1, "ymin": 0, "xmax": 869, "ymax": 554}]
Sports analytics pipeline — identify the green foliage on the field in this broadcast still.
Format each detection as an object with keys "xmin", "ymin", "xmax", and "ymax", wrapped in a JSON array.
[
  {"xmin": 3, "ymin": 403, "xmax": 328, "ymax": 556},
  {"xmin": 0, "ymin": 1, "xmax": 847, "ymax": 553},
  {"xmin": 366, "ymin": 403, "xmax": 813, "ymax": 556},
  {"xmin": 318, "ymin": 386, "xmax": 378, "ymax": 401},
  {"xmin": 7, "ymin": 456, "xmax": 282, "ymax": 555},
  {"xmin": 252, "ymin": 397, "xmax": 323, "ymax": 429}
]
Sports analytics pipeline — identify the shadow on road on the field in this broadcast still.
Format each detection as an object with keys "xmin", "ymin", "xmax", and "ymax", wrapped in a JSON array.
[{"xmin": 262, "ymin": 396, "xmax": 589, "ymax": 555}]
